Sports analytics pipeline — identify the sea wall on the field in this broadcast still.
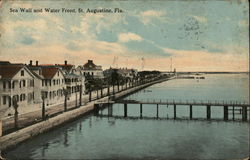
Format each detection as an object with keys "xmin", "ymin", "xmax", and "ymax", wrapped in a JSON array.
[{"xmin": 0, "ymin": 78, "xmax": 167, "ymax": 151}]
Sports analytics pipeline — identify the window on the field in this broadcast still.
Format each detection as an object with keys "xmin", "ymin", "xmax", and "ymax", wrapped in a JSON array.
[
  {"xmin": 21, "ymin": 70, "xmax": 24, "ymax": 76},
  {"xmin": 19, "ymin": 81, "xmax": 22, "ymax": 88},
  {"xmin": 12, "ymin": 82, "xmax": 15, "ymax": 89},
  {"xmin": 42, "ymin": 80, "xmax": 44, "ymax": 86},
  {"xmin": 3, "ymin": 96, "xmax": 6, "ymax": 105},
  {"xmin": 49, "ymin": 92, "xmax": 52, "ymax": 99},
  {"xmin": 3, "ymin": 81, "xmax": 6, "ymax": 89},
  {"xmin": 21, "ymin": 94, "xmax": 26, "ymax": 101},
  {"xmin": 8, "ymin": 81, "xmax": 11, "ymax": 89},
  {"xmin": 53, "ymin": 80, "xmax": 56, "ymax": 85},
  {"xmin": 23, "ymin": 80, "xmax": 26, "ymax": 87},
  {"xmin": 39, "ymin": 70, "xmax": 41, "ymax": 75}
]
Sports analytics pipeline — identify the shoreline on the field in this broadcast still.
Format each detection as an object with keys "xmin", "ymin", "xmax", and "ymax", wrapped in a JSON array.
[{"xmin": 0, "ymin": 78, "xmax": 169, "ymax": 152}]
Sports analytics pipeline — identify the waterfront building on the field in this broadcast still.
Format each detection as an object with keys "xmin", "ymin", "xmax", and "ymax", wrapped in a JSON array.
[
  {"xmin": 77, "ymin": 60, "xmax": 104, "ymax": 79},
  {"xmin": 104, "ymin": 67, "xmax": 138, "ymax": 79},
  {"xmin": 0, "ymin": 62, "xmax": 38, "ymax": 117},
  {"xmin": 29, "ymin": 60, "xmax": 85, "ymax": 106},
  {"xmin": 0, "ymin": 60, "xmax": 86, "ymax": 117}
]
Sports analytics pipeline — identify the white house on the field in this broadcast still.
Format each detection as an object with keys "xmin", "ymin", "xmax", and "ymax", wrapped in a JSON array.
[
  {"xmin": 0, "ymin": 63, "xmax": 38, "ymax": 117},
  {"xmin": 39, "ymin": 66, "xmax": 66, "ymax": 106},
  {"xmin": 77, "ymin": 60, "xmax": 104, "ymax": 79}
]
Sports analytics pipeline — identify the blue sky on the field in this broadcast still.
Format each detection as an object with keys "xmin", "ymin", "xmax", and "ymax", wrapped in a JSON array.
[{"xmin": 0, "ymin": 0, "xmax": 249, "ymax": 71}]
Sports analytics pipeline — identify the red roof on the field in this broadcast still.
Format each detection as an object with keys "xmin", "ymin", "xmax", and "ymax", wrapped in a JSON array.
[
  {"xmin": 39, "ymin": 64, "xmax": 73, "ymax": 72},
  {"xmin": 41, "ymin": 67, "xmax": 60, "ymax": 79},
  {"xmin": 56, "ymin": 64, "xmax": 74, "ymax": 72},
  {"xmin": 0, "ymin": 65, "xmax": 24, "ymax": 79},
  {"xmin": 83, "ymin": 60, "xmax": 97, "ymax": 69}
]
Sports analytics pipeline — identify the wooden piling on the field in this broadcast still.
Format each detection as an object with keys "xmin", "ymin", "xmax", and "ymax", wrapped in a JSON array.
[
  {"xmin": 242, "ymin": 106, "xmax": 247, "ymax": 121},
  {"xmin": 224, "ymin": 106, "xmax": 228, "ymax": 120},
  {"xmin": 232, "ymin": 106, "xmax": 235, "ymax": 120},
  {"xmin": 174, "ymin": 104, "xmax": 176, "ymax": 119},
  {"xmin": 189, "ymin": 105, "xmax": 192, "ymax": 119},
  {"xmin": 207, "ymin": 105, "xmax": 211, "ymax": 120},
  {"xmin": 156, "ymin": 104, "xmax": 159, "ymax": 118},
  {"xmin": 124, "ymin": 103, "xmax": 127, "ymax": 117},
  {"xmin": 140, "ymin": 103, "xmax": 142, "ymax": 118}
]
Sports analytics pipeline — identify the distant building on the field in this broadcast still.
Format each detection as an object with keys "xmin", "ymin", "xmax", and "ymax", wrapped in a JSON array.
[
  {"xmin": 77, "ymin": 60, "xmax": 104, "ymax": 79},
  {"xmin": 104, "ymin": 67, "xmax": 138, "ymax": 79}
]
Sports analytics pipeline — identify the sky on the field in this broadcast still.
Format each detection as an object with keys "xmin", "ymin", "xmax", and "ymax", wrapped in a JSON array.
[{"xmin": 0, "ymin": 0, "xmax": 249, "ymax": 72}]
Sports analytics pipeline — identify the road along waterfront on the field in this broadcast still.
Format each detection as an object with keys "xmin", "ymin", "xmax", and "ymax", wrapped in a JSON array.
[
  {"xmin": 0, "ymin": 76, "xmax": 169, "ymax": 152},
  {"xmin": 3, "ymin": 73, "xmax": 250, "ymax": 159}
]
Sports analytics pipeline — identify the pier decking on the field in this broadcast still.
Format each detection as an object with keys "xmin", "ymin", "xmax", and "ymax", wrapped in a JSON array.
[{"xmin": 95, "ymin": 99, "xmax": 250, "ymax": 121}]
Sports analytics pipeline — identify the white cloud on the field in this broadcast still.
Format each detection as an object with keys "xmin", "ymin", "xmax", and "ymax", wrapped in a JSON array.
[
  {"xmin": 118, "ymin": 32, "xmax": 143, "ymax": 43},
  {"xmin": 139, "ymin": 10, "xmax": 166, "ymax": 25},
  {"xmin": 70, "ymin": 13, "xmax": 125, "ymax": 38}
]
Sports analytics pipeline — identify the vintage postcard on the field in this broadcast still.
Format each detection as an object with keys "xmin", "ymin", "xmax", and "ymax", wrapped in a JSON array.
[{"xmin": 0, "ymin": 0, "xmax": 249, "ymax": 159}]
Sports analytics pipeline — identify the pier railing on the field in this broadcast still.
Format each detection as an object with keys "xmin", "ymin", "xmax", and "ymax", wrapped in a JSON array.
[
  {"xmin": 114, "ymin": 99, "xmax": 250, "ymax": 107},
  {"xmin": 95, "ymin": 99, "xmax": 250, "ymax": 122}
]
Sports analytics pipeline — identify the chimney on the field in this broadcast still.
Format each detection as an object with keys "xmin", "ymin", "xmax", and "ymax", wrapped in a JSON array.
[
  {"xmin": 65, "ymin": 60, "xmax": 67, "ymax": 65},
  {"xmin": 29, "ymin": 60, "xmax": 32, "ymax": 66},
  {"xmin": 36, "ymin": 61, "xmax": 38, "ymax": 66},
  {"xmin": 88, "ymin": 60, "xmax": 93, "ymax": 63}
]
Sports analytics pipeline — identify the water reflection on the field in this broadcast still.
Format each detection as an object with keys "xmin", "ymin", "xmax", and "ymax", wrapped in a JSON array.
[
  {"xmin": 98, "ymin": 103, "xmax": 248, "ymax": 121},
  {"xmin": 63, "ymin": 129, "xmax": 69, "ymax": 147}
]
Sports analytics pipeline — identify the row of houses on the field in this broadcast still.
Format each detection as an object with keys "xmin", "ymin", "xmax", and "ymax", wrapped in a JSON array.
[
  {"xmin": 0, "ymin": 59, "xmax": 139, "ymax": 117},
  {"xmin": 0, "ymin": 59, "xmax": 105, "ymax": 117}
]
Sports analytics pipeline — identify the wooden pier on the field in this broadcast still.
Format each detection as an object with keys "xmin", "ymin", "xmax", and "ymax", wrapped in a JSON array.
[{"xmin": 95, "ymin": 99, "xmax": 250, "ymax": 122}]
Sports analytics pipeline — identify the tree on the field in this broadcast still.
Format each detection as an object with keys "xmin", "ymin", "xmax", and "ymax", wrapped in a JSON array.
[
  {"xmin": 63, "ymin": 88, "xmax": 69, "ymax": 112},
  {"xmin": 41, "ymin": 92, "xmax": 46, "ymax": 120},
  {"xmin": 12, "ymin": 96, "xmax": 19, "ymax": 129}
]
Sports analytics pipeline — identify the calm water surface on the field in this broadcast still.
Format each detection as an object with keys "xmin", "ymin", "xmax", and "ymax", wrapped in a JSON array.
[{"xmin": 5, "ymin": 74, "xmax": 250, "ymax": 159}]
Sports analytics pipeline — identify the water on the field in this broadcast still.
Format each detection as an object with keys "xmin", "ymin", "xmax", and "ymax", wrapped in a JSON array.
[{"xmin": 4, "ymin": 74, "xmax": 250, "ymax": 159}]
